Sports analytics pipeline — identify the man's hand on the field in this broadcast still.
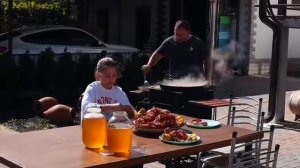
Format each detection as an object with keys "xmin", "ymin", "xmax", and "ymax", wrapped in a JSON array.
[
  {"xmin": 141, "ymin": 51, "xmax": 163, "ymax": 75},
  {"xmin": 141, "ymin": 64, "xmax": 152, "ymax": 75}
]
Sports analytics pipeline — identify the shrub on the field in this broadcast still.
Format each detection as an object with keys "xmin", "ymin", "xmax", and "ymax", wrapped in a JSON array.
[
  {"xmin": 0, "ymin": 53, "xmax": 18, "ymax": 94},
  {"xmin": 118, "ymin": 53, "xmax": 149, "ymax": 91},
  {"xmin": 75, "ymin": 54, "xmax": 94, "ymax": 96},
  {"xmin": 54, "ymin": 52, "xmax": 77, "ymax": 105},
  {"xmin": 1, "ymin": 50, "xmax": 156, "ymax": 119},
  {"xmin": 0, "ymin": 53, "xmax": 19, "ymax": 118},
  {"xmin": 36, "ymin": 48, "xmax": 57, "ymax": 95},
  {"xmin": 17, "ymin": 51, "xmax": 37, "ymax": 91},
  {"xmin": 0, "ymin": 0, "xmax": 70, "ymax": 32}
]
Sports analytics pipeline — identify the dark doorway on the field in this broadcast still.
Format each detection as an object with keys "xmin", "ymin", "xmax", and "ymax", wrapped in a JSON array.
[
  {"xmin": 97, "ymin": 8, "xmax": 109, "ymax": 42},
  {"xmin": 169, "ymin": 0, "xmax": 209, "ymax": 42},
  {"xmin": 135, "ymin": 6, "xmax": 151, "ymax": 50}
]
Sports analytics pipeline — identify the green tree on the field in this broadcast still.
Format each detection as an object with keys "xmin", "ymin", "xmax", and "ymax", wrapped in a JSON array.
[{"xmin": 0, "ymin": 0, "xmax": 70, "ymax": 32}]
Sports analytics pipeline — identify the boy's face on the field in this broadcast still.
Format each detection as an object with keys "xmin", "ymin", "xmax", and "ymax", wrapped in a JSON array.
[
  {"xmin": 98, "ymin": 66, "xmax": 118, "ymax": 89},
  {"xmin": 174, "ymin": 27, "xmax": 191, "ymax": 43}
]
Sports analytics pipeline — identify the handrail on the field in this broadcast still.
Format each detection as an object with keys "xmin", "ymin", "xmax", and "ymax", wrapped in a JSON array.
[
  {"xmin": 255, "ymin": 2, "xmax": 300, "ymax": 17},
  {"xmin": 255, "ymin": 4, "xmax": 300, "ymax": 7},
  {"xmin": 273, "ymin": 15, "xmax": 300, "ymax": 18},
  {"xmin": 283, "ymin": 8, "xmax": 300, "ymax": 11}
]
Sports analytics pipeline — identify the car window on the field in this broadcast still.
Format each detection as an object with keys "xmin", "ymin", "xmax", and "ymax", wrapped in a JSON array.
[
  {"xmin": 66, "ymin": 29, "xmax": 100, "ymax": 47},
  {"xmin": 0, "ymin": 31, "xmax": 22, "ymax": 42},
  {"xmin": 21, "ymin": 29, "xmax": 100, "ymax": 47},
  {"xmin": 21, "ymin": 30, "xmax": 67, "ymax": 45}
]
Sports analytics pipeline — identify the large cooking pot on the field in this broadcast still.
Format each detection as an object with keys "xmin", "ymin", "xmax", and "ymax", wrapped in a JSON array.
[
  {"xmin": 159, "ymin": 79, "xmax": 210, "ymax": 93},
  {"xmin": 150, "ymin": 81, "xmax": 214, "ymax": 106},
  {"xmin": 159, "ymin": 83, "xmax": 207, "ymax": 92},
  {"xmin": 148, "ymin": 80, "xmax": 214, "ymax": 115}
]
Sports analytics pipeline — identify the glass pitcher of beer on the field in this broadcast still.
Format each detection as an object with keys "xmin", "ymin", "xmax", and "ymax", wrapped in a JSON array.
[
  {"xmin": 107, "ymin": 111, "xmax": 133, "ymax": 153},
  {"xmin": 82, "ymin": 107, "xmax": 107, "ymax": 149}
]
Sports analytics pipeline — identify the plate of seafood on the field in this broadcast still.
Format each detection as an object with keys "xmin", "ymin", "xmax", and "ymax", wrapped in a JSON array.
[{"xmin": 134, "ymin": 107, "xmax": 185, "ymax": 133}]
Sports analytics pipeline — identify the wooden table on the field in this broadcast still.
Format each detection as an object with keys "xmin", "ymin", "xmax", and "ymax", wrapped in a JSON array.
[
  {"xmin": 0, "ymin": 122, "xmax": 263, "ymax": 168},
  {"xmin": 189, "ymin": 99, "xmax": 240, "ymax": 120}
]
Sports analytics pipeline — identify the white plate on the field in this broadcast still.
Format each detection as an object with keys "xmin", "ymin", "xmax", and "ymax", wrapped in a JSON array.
[{"xmin": 186, "ymin": 119, "xmax": 220, "ymax": 129}]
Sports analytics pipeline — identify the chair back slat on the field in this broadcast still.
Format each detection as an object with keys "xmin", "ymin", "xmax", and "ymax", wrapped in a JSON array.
[
  {"xmin": 200, "ymin": 95, "xmax": 278, "ymax": 168},
  {"xmin": 228, "ymin": 126, "xmax": 277, "ymax": 168},
  {"xmin": 227, "ymin": 96, "xmax": 264, "ymax": 132},
  {"xmin": 234, "ymin": 144, "xmax": 280, "ymax": 168},
  {"xmin": 227, "ymin": 94, "xmax": 234, "ymax": 125}
]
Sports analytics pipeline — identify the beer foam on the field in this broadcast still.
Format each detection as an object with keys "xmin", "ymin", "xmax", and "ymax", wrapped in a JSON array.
[
  {"xmin": 84, "ymin": 112, "xmax": 104, "ymax": 119},
  {"xmin": 87, "ymin": 107, "xmax": 101, "ymax": 113}
]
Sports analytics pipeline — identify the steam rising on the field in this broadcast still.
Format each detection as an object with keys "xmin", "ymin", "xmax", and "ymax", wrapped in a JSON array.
[
  {"xmin": 212, "ymin": 41, "xmax": 245, "ymax": 82},
  {"xmin": 161, "ymin": 74, "xmax": 208, "ymax": 87},
  {"xmin": 158, "ymin": 41, "xmax": 245, "ymax": 86}
]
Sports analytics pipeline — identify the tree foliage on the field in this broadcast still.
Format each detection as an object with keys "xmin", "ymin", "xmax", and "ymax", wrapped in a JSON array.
[{"xmin": 0, "ymin": 0, "xmax": 70, "ymax": 32}]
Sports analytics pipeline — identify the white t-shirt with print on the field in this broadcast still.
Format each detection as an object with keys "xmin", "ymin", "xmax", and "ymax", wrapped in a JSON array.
[{"xmin": 81, "ymin": 81, "xmax": 131, "ymax": 120}]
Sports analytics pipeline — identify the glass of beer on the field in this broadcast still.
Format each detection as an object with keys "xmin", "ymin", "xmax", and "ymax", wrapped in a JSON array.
[
  {"xmin": 82, "ymin": 107, "xmax": 106, "ymax": 149},
  {"xmin": 107, "ymin": 111, "xmax": 133, "ymax": 153}
]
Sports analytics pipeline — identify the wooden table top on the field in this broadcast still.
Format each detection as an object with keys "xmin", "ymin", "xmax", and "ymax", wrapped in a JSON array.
[
  {"xmin": 189, "ymin": 99, "xmax": 240, "ymax": 108},
  {"xmin": 129, "ymin": 90, "xmax": 146, "ymax": 94},
  {"xmin": 0, "ymin": 121, "xmax": 263, "ymax": 168}
]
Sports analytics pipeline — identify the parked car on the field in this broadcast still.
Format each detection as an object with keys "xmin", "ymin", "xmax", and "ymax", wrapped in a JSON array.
[{"xmin": 0, "ymin": 25, "xmax": 139, "ymax": 55}]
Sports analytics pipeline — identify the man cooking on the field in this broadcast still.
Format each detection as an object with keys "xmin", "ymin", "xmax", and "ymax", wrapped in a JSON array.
[{"xmin": 142, "ymin": 19, "xmax": 209, "ymax": 79}]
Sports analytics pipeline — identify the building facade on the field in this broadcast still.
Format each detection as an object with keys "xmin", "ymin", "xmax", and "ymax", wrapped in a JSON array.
[
  {"xmin": 251, "ymin": 0, "xmax": 300, "ymax": 75},
  {"xmin": 75, "ymin": 0, "xmax": 287, "ymax": 75}
]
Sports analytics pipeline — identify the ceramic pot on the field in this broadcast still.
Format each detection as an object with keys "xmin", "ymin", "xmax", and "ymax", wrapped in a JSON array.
[
  {"xmin": 33, "ymin": 97, "xmax": 58, "ymax": 116},
  {"xmin": 289, "ymin": 91, "xmax": 300, "ymax": 120},
  {"xmin": 43, "ymin": 104, "xmax": 76, "ymax": 124}
]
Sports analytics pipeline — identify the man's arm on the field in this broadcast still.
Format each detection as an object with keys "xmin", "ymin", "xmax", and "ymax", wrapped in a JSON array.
[
  {"xmin": 147, "ymin": 50, "xmax": 163, "ymax": 68},
  {"xmin": 142, "ymin": 50, "xmax": 163, "ymax": 74}
]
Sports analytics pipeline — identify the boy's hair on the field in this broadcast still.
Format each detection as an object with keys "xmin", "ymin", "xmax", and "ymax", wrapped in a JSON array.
[
  {"xmin": 96, "ymin": 57, "xmax": 120, "ymax": 75},
  {"xmin": 174, "ymin": 20, "xmax": 191, "ymax": 31}
]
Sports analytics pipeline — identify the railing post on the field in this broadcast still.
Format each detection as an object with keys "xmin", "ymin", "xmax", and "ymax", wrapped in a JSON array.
[{"xmin": 278, "ymin": 0, "xmax": 287, "ymax": 16}]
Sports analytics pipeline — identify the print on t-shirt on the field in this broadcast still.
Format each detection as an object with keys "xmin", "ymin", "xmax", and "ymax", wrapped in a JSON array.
[{"xmin": 97, "ymin": 96, "xmax": 118, "ymax": 104}]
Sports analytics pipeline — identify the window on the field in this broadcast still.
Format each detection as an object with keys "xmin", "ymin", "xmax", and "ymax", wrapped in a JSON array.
[
  {"xmin": 21, "ymin": 29, "xmax": 100, "ymax": 46},
  {"xmin": 0, "ymin": 31, "xmax": 22, "ymax": 42},
  {"xmin": 21, "ymin": 30, "xmax": 67, "ymax": 45},
  {"xmin": 65, "ymin": 29, "xmax": 100, "ymax": 46}
]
